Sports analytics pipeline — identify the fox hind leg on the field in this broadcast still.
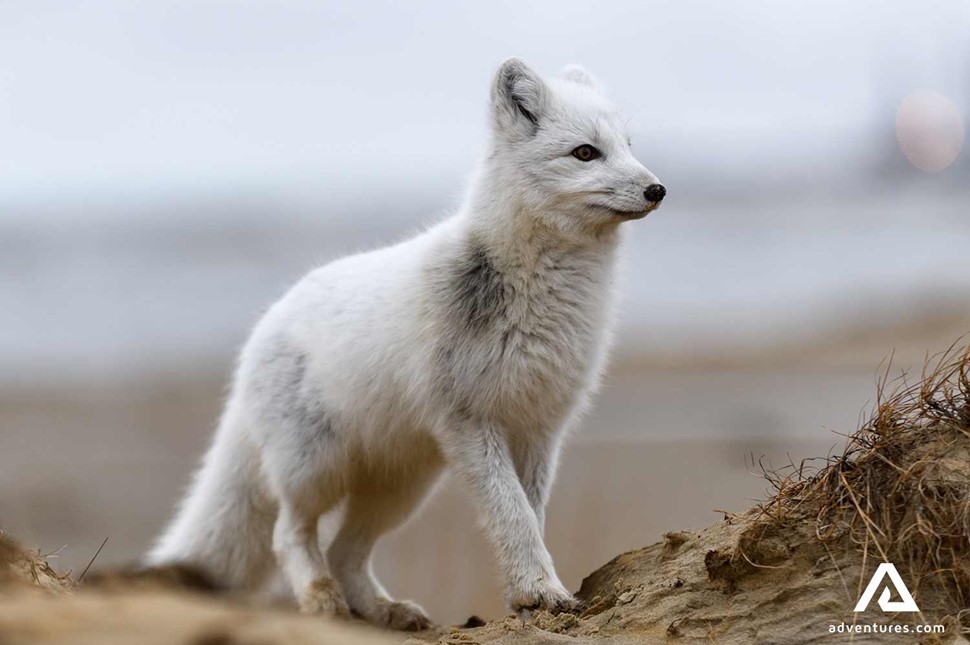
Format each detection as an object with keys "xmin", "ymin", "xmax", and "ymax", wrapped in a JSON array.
[
  {"xmin": 272, "ymin": 496, "xmax": 350, "ymax": 617},
  {"xmin": 327, "ymin": 453, "xmax": 443, "ymax": 631},
  {"xmin": 249, "ymin": 340, "xmax": 353, "ymax": 617},
  {"xmin": 262, "ymin": 432, "xmax": 348, "ymax": 617}
]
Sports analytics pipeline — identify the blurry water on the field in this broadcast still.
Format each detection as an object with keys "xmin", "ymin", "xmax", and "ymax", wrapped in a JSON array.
[
  {"xmin": 618, "ymin": 183, "xmax": 970, "ymax": 352},
  {"xmin": 2, "ymin": 180, "xmax": 968, "ymax": 384}
]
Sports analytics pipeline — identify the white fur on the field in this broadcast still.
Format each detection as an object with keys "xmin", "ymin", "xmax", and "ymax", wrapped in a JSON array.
[{"xmin": 147, "ymin": 58, "xmax": 662, "ymax": 630}]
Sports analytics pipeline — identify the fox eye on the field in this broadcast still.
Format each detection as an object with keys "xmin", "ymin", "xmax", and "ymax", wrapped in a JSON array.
[{"xmin": 571, "ymin": 144, "xmax": 601, "ymax": 162}]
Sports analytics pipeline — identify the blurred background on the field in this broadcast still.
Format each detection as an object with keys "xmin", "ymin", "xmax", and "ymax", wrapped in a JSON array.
[{"xmin": 1, "ymin": 0, "xmax": 968, "ymax": 623}]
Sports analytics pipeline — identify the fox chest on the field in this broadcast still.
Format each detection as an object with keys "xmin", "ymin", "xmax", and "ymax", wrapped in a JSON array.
[{"xmin": 433, "ymin": 251, "xmax": 612, "ymax": 427}]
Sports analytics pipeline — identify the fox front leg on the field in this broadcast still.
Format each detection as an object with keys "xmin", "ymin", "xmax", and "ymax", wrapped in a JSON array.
[
  {"xmin": 510, "ymin": 433, "xmax": 563, "ymax": 536},
  {"xmin": 441, "ymin": 421, "xmax": 574, "ymax": 615}
]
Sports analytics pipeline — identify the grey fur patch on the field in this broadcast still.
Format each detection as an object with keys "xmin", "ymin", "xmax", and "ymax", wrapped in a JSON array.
[
  {"xmin": 429, "ymin": 240, "xmax": 512, "ymax": 418},
  {"xmin": 253, "ymin": 338, "xmax": 332, "ymax": 440},
  {"xmin": 445, "ymin": 242, "xmax": 510, "ymax": 332}
]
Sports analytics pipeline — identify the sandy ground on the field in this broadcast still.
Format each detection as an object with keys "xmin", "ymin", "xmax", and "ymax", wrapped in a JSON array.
[{"xmin": 0, "ymin": 533, "xmax": 398, "ymax": 645}]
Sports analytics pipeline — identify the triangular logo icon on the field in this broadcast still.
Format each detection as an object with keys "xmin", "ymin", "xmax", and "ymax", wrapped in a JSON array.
[{"xmin": 853, "ymin": 563, "xmax": 919, "ymax": 612}]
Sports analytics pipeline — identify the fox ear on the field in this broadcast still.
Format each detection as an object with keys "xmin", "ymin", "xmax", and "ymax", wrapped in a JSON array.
[
  {"xmin": 560, "ymin": 65, "xmax": 598, "ymax": 89},
  {"xmin": 491, "ymin": 58, "xmax": 547, "ymax": 137}
]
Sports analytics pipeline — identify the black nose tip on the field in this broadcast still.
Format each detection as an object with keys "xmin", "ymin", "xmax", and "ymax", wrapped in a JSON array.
[{"xmin": 644, "ymin": 184, "xmax": 666, "ymax": 203}]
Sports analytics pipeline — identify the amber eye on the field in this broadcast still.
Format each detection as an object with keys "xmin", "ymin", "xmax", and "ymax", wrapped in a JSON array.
[{"xmin": 571, "ymin": 144, "xmax": 601, "ymax": 162}]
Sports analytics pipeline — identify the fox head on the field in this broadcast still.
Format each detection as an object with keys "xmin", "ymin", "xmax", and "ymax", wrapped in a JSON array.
[{"xmin": 487, "ymin": 58, "xmax": 664, "ymax": 235}]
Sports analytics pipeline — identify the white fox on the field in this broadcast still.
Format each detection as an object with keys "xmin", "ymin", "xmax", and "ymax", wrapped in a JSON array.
[{"xmin": 147, "ymin": 58, "xmax": 664, "ymax": 630}]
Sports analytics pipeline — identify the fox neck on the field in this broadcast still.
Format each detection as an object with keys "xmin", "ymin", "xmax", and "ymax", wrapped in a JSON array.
[{"xmin": 462, "ymin": 161, "xmax": 622, "ymax": 279}]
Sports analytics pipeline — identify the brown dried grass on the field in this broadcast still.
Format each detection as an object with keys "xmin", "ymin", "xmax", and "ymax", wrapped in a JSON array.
[
  {"xmin": 756, "ymin": 339, "xmax": 970, "ymax": 628},
  {"xmin": 0, "ymin": 531, "xmax": 74, "ymax": 592}
]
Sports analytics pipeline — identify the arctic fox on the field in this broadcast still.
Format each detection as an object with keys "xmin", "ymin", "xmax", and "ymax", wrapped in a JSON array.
[{"xmin": 147, "ymin": 58, "xmax": 664, "ymax": 630}]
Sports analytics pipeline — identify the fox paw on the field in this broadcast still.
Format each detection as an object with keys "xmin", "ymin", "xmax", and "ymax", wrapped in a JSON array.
[
  {"xmin": 373, "ymin": 598, "xmax": 432, "ymax": 631},
  {"xmin": 509, "ymin": 581, "xmax": 577, "ymax": 619},
  {"xmin": 299, "ymin": 578, "xmax": 351, "ymax": 619}
]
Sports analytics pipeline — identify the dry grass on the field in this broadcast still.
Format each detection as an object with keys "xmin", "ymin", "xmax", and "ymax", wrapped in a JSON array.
[
  {"xmin": 0, "ymin": 530, "xmax": 74, "ymax": 592},
  {"xmin": 756, "ymin": 340, "xmax": 970, "ymax": 630}
]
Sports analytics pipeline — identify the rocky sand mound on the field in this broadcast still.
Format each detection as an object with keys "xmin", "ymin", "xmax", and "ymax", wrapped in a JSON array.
[
  {"xmin": 0, "ymin": 532, "xmax": 398, "ymax": 645},
  {"xmin": 3, "ymin": 344, "xmax": 970, "ymax": 644}
]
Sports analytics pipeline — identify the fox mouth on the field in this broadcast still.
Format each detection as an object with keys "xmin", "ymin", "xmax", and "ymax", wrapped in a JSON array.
[{"xmin": 587, "ymin": 203, "xmax": 656, "ymax": 219}]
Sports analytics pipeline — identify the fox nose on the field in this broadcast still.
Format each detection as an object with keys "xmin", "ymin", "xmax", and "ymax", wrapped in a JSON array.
[{"xmin": 644, "ymin": 184, "xmax": 666, "ymax": 203}]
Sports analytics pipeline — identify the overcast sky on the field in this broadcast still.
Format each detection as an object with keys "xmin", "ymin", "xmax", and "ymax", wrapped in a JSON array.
[{"xmin": 1, "ymin": 1, "xmax": 968, "ymax": 207}]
